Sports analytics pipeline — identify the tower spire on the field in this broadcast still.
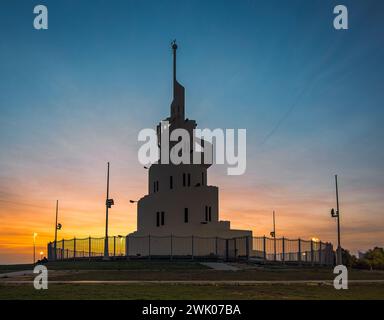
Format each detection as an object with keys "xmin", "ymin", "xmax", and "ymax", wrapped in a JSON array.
[
  {"xmin": 170, "ymin": 40, "xmax": 185, "ymax": 121},
  {"xmin": 171, "ymin": 40, "xmax": 177, "ymax": 97}
]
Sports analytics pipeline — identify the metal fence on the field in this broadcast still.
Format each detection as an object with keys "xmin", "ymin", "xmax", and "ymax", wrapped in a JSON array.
[{"xmin": 47, "ymin": 235, "xmax": 334, "ymax": 265}]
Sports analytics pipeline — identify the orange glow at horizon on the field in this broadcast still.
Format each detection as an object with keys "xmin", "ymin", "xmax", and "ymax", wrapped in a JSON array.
[{"xmin": 1, "ymin": 163, "xmax": 383, "ymax": 264}]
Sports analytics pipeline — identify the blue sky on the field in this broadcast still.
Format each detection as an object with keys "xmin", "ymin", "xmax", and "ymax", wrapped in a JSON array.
[{"xmin": 0, "ymin": 0, "xmax": 383, "ymax": 263}]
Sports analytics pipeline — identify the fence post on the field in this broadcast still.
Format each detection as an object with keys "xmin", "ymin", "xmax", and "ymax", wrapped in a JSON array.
[
  {"xmin": 88, "ymin": 236, "xmax": 92, "ymax": 258},
  {"xmin": 148, "ymin": 234, "xmax": 151, "ymax": 260},
  {"xmin": 225, "ymin": 239, "xmax": 229, "ymax": 261},
  {"xmin": 62, "ymin": 239, "xmax": 65, "ymax": 260},
  {"xmin": 47, "ymin": 242, "xmax": 51, "ymax": 260},
  {"xmin": 54, "ymin": 240, "xmax": 57, "ymax": 261},
  {"xmin": 324, "ymin": 243, "xmax": 327, "ymax": 265},
  {"xmin": 125, "ymin": 235, "xmax": 129, "ymax": 260},
  {"xmin": 246, "ymin": 236, "xmax": 250, "ymax": 260},
  {"xmin": 50, "ymin": 242, "xmax": 53, "ymax": 260},
  {"xmin": 282, "ymin": 237, "xmax": 285, "ymax": 263},
  {"xmin": 326, "ymin": 242, "xmax": 333, "ymax": 265},
  {"xmin": 263, "ymin": 236, "xmax": 266, "ymax": 262},
  {"xmin": 310, "ymin": 240, "xmax": 314, "ymax": 265},
  {"xmin": 113, "ymin": 236, "xmax": 116, "ymax": 257},
  {"xmin": 234, "ymin": 238, "xmax": 238, "ymax": 261},
  {"xmin": 325, "ymin": 242, "xmax": 328, "ymax": 265},
  {"xmin": 170, "ymin": 234, "xmax": 173, "ymax": 260},
  {"xmin": 274, "ymin": 237, "xmax": 277, "ymax": 262},
  {"xmin": 73, "ymin": 237, "xmax": 76, "ymax": 260},
  {"xmin": 298, "ymin": 238, "xmax": 301, "ymax": 264},
  {"xmin": 191, "ymin": 235, "xmax": 194, "ymax": 260},
  {"xmin": 215, "ymin": 237, "xmax": 218, "ymax": 257},
  {"xmin": 319, "ymin": 241, "xmax": 322, "ymax": 265}
]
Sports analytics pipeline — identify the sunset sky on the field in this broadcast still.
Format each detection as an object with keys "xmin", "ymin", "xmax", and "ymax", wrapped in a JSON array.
[{"xmin": 1, "ymin": 0, "xmax": 383, "ymax": 264}]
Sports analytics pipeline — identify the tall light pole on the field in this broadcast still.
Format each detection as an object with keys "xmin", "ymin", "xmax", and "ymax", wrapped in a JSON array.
[
  {"xmin": 270, "ymin": 210, "xmax": 276, "ymax": 261},
  {"xmin": 104, "ymin": 162, "xmax": 114, "ymax": 260},
  {"xmin": 331, "ymin": 174, "xmax": 342, "ymax": 265},
  {"xmin": 54, "ymin": 200, "xmax": 60, "ymax": 260},
  {"xmin": 33, "ymin": 233, "xmax": 38, "ymax": 264}
]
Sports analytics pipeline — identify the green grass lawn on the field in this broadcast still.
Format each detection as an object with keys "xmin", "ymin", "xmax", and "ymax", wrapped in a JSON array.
[
  {"xmin": 33, "ymin": 268, "xmax": 384, "ymax": 282},
  {"xmin": 0, "ymin": 264, "xmax": 34, "ymax": 273},
  {"xmin": 3, "ymin": 262, "xmax": 384, "ymax": 282},
  {"xmin": 1, "ymin": 261, "xmax": 383, "ymax": 299},
  {"xmin": 0, "ymin": 260, "xmax": 208, "ymax": 273},
  {"xmin": 1, "ymin": 261, "xmax": 384, "ymax": 282},
  {"xmin": 0, "ymin": 283, "xmax": 383, "ymax": 300},
  {"xmin": 45, "ymin": 260, "xmax": 209, "ymax": 271}
]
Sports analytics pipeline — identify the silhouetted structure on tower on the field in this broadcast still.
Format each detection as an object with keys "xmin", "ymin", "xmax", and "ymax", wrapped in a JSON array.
[{"xmin": 129, "ymin": 42, "xmax": 252, "ymax": 243}]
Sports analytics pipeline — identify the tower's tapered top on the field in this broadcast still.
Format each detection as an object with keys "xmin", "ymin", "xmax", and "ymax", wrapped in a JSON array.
[
  {"xmin": 170, "ymin": 40, "xmax": 185, "ymax": 121},
  {"xmin": 172, "ymin": 40, "xmax": 178, "ymax": 88}
]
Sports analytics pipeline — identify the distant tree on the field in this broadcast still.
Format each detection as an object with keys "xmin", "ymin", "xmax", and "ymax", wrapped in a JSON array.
[
  {"xmin": 363, "ymin": 247, "xmax": 384, "ymax": 270},
  {"xmin": 341, "ymin": 248, "xmax": 357, "ymax": 267},
  {"xmin": 353, "ymin": 247, "xmax": 384, "ymax": 270},
  {"xmin": 355, "ymin": 258, "xmax": 371, "ymax": 270}
]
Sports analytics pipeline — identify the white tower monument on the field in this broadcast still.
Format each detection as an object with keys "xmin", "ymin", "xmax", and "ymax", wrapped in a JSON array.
[{"xmin": 129, "ymin": 42, "xmax": 252, "ymax": 244}]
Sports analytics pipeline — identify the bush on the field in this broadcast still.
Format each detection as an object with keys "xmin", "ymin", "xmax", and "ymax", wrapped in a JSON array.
[
  {"xmin": 351, "ymin": 247, "xmax": 384, "ymax": 270},
  {"xmin": 363, "ymin": 247, "xmax": 384, "ymax": 270},
  {"xmin": 341, "ymin": 248, "xmax": 357, "ymax": 267}
]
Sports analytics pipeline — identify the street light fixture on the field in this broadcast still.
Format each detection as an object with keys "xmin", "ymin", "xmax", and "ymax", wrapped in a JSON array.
[
  {"xmin": 270, "ymin": 210, "xmax": 276, "ymax": 261},
  {"xmin": 104, "ymin": 162, "xmax": 114, "ymax": 260},
  {"xmin": 330, "ymin": 174, "xmax": 342, "ymax": 265},
  {"xmin": 33, "ymin": 233, "xmax": 38, "ymax": 264},
  {"xmin": 54, "ymin": 200, "xmax": 62, "ymax": 261}
]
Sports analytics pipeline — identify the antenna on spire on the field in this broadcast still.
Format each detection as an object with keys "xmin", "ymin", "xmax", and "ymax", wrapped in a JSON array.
[
  {"xmin": 171, "ymin": 39, "xmax": 177, "ymax": 93},
  {"xmin": 169, "ymin": 40, "xmax": 185, "ymax": 120}
]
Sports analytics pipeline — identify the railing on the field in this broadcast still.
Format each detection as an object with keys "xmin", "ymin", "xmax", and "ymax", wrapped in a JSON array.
[{"xmin": 47, "ymin": 235, "xmax": 334, "ymax": 265}]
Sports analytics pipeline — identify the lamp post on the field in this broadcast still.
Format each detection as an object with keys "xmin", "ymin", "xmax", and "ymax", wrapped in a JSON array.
[
  {"xmin": 270, "ymin": 210, "xmax": 276, "ymax": 261},
  {"xmin": 33, "ymin": 233, "xmax": 38, "ymax": 264},
  {"xmin": 104, "ymin": 162, "xmax": 114, "ymax": 260},
  {"xmin": 331, "ymin": 174, "xmax": 342, "ymax": 265},
  {"xmin": 54, "ymin": 200, "xmax": 62, "ymax": 260}
]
